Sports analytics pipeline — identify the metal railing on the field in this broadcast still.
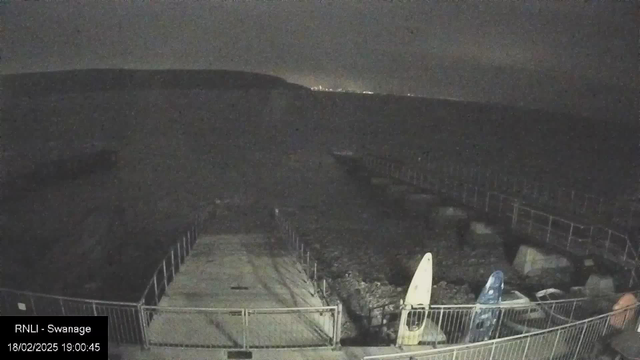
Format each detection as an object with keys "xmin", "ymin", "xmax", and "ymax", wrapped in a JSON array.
[
  {"xmin": 389, "ymin": 148, "xmax": 640, "ymax": 232},
  {"xmin": 0, "ymin": 205, "xmax": 214, "ymax": 348},
  {"xmin": 394, "ymin": 295, "xmax": 631, "ymax": 347},
  {"xmin": 274, "ymin": 208, "xmax": 338, "ymax": 309},
  {"xmin": 1, "ymin": 204, "xmax": 344, "ymax": 351},
  {"xmin": 140, "ymin": 304, "xmax": 339, "ymax": 349},
  {"xmin": 0, "ymin": 287, "xmax": 145, "ymax": 345},
  {"xmin": 139, "ymin": 204, "xmax": 215, "ymax": 307},
  {"xmin": 139, "ymin": 223, "xmax": 200, "ymax": 307},
  {"xmin": 273, "ymin": 207, "xmax": 343, "ymax": 347},
  {"xmin": 362, "ymin": 155, "xmax": 640, "ymax": 287},
  {"xmin": 392, "ymin": 288, "xmax": 640, "ymax": 347},
  {"xmin": 362, "ymin": 302, "xmax": 640, "ymax": 360},
  {"xmin": 133, "ymin": 206, "xmax": 343, "ymax": 350}
]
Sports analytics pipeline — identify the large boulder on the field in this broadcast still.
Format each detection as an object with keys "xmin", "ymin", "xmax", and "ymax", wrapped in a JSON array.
[
  {"xmin": 429, "ymin": 207, "xmax": 468, "ymax": 228},
  {"xmin": 468, "ymin": 221, "xmax": 503, "ymax": 246},
  {"xmin": 585, "ymin": 274, "xmax": 615, "ymax": 296},
  {"xmin": 512, "ymin": 245, "xmax": 572, "ymax": 277}
]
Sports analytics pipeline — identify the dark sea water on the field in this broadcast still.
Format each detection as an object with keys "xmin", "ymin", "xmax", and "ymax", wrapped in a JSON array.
[{"xmin": 2, "ymin": 78, "xmax": 636, "ymax": 301}]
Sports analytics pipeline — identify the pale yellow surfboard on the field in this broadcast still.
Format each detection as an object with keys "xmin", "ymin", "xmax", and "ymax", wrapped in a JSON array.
[{"xmin": 397, "ymin": 252, "xmax": 438, "ymax": 346}]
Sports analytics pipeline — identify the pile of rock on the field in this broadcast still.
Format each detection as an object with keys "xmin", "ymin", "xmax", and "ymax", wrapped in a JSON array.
[{"xmin": 432, "ymin": 281, "xmax": 476, "ymax": 304}]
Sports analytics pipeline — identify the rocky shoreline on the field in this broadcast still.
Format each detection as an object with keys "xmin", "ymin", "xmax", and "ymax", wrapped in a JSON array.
[{"xmin": 280, "ymin": 164, "xmax": 581, "ymax": 345}]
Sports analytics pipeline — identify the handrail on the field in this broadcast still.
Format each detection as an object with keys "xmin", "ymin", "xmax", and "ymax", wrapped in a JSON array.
[
  {"xmin": 428, "ymin": 290, "xmax": 640, "ymax": 309},
  {"xmin": 362, "ymin": 303, "xmax": 640, "ymax": 360},
  {"xmin": 273, "ymin": 207, "xmax": 336, "ymax": 308},
  {"xmin": 138, "ymin": 203, "xmax": 215, "ymax": 305},
  {"xmin": 386, "ymin": 147, "xmax": 639, "ymax": 232},
  {"xmin": 361, "ymin": 153, "xmax": 640, "ymax": 288},
  {"xmin": 362, "ymin": 302, "xmax": 640, "ymax": 359},
  {"xmin": 0, "ymin": 287, "xmax": 138, "ymax": 306}
]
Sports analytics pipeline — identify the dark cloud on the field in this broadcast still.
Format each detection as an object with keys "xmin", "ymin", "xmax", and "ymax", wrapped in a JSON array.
[{"xmin": 3, "ymin": 1, "xmax": 637, "ymax": 121}]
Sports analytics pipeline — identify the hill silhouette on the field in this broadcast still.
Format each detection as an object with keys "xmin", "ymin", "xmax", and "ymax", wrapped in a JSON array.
[{"xmin": 2, "ymin": 68, "xmax": 311, "ymax": 98}]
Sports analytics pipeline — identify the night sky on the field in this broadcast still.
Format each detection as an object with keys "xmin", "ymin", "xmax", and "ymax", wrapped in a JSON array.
[{"xmin": 3, "ymin": 1, "xmax": 638, "ymax": 121}]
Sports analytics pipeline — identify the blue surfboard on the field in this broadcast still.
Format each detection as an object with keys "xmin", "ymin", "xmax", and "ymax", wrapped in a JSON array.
[{"xmin": 464, "ymin": 270, "xmax": 504, "ymax": 343}]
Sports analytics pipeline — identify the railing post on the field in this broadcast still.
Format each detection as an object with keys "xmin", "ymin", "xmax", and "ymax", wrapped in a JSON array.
[
  {"xmin": 606, "ymin": 230, "xmax": 611, "ymax": 252},
  {"xmin": 495, "ymin": 309, "xmax": 505, "ymax": 338},
  {"xmin": 572, "ymin": 322, "xmax": 588, "ymax": 360},
  {"xmin": 549, "ymin": 327, "xmax": 561, "ymax": 359},
  {"xmin": 547, "ymin": 216, "xmax": 553, "ymax": 243},
  {"xmin": 485, "ymin": 192, "xmax": 491, "ymax": 212},
  {"xmin": 153, "ymin": 275, "xmax": 158, "ymax": 305},
  {"xmin": 623, "ymin": 241, "xmax": 629, "ymax": 261},
  {"xmin": 334, "ymin": 303, "xmax": 343, "ymax": 350},
  {"xmin": 435, "ymin": 309, "xmax": 444, "ymax": 349},
  {"xmin": 489, "ymin": 341, "xmax": 497, "ymax": 360},
  {"xmin": 138, "ymin": 303, "xmax": 149, "ymax": 349},
  {"xmin": 521, "ymin": 335, "xmax": 531, "ymax": 360},
  {"xmin": 93, "ymin": 301, "xmax": 97, "ymax": 316},
  {"xmin": 177, "ymin": 241, "xmax": 181, "ymax": 265},
  {"xmin": 182, "ymin": 236, "xmax": 187, "ymax": 258},
  {"xmin": 323, "ymin": 279, "xmax": 326, "ymax": 298},
  {"xmin": 546, "ymin": 302, "xmax": 556, "ymax": 328},
  {"xmin": 242, "ymin": 309, "xmax": 248, "ymax": 350},
  {"xmin": 162, "ymin": 259, "xmax": 168, "ymax": 289},
  {"xmin": 59, "ymin": 298, "xmax": 65, "ymax": 316},
  {"xmin": 171, "ymin": 248, "xmax": 176, "ymax": 278},
  {"xmin": 568, "ymin": 223, "xmax": 574, "ymax": 250},
  {"xmin": 30, "ymin": 295, "xmax": 36, "ymax": 315},
  {"xmin": 511, "ymin": 202, "xmax": 519, "ymax": 229},
  {"xmin": 569, "ymin": 300, "xmax": 577, "ymax": 321}
]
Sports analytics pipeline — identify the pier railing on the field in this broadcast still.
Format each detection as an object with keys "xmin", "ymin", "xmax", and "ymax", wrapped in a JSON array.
[
  {"xmin": 394, "ymin": 292, "xmax": 640, "ymax": 346},
  {"xmin": 362, "ymin": 301, "xmax": 640, "ymax": 360},
  {"xmin": 273, "ymin": 207, "xmax": 343, "ymax": 349},
  {"xmin": 383, "ymin": 148, "xmax": 639, "ymax": 232},
  {"xmin": 362, "ymin": 155, "xmax": 639, "ymax": 288},
  {"xmin": 0, "ymin": 287, "xmax": 145, "ymax": 345}
]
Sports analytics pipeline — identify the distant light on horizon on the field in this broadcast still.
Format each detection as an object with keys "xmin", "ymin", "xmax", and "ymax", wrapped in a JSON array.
[
  {"xmin": 309, "ymin": 86, "xmax": 469, "ymax": 102},
  {"xmin": 311, "ymin": 85, "xmax": 408, "ymax": 97}
]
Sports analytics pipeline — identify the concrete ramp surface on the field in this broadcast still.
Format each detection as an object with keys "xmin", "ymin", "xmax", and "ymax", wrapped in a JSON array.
[{"xmin": 144, "ymin": 233, "xmax": 336, "ymax": 349}]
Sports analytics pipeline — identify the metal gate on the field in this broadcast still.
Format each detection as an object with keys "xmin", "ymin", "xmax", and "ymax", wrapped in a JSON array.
[{"xmin": 141, "ymin": 305, "xmax": 341, "ymax": 350}]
